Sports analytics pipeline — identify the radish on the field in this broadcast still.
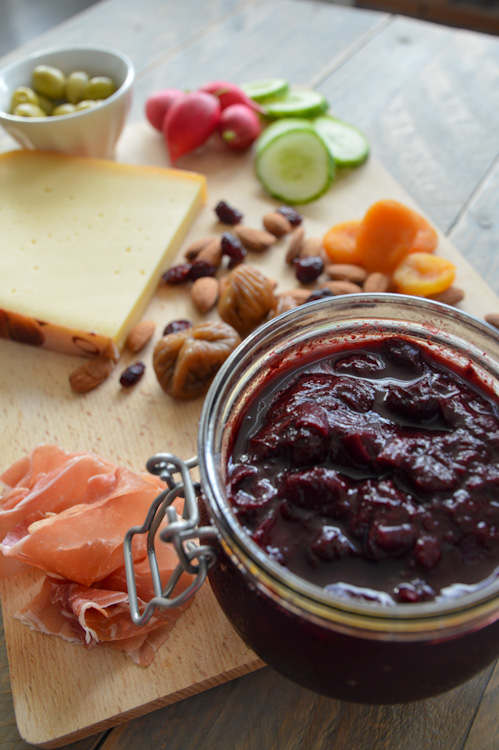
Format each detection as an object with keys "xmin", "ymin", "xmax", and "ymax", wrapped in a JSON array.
[
  {"xmin": 163, "ymin": 92, "xmax": 221, "ymax": 163},
  {"xmin": 219, "ymin": 104, "xmax": 262, "ymax": 151},
  {"xmin": 145, "ymin": 88, "xmax": 184, "ymax": 131},
  {"xmin": 199, "ymin": 80, "xmax": 264, "ymax": 114}
]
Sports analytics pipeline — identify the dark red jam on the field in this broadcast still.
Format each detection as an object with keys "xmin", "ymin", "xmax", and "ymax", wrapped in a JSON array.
[{"xmin": 226, "ymin": 336, "xmax": 499, "ymax": 605}]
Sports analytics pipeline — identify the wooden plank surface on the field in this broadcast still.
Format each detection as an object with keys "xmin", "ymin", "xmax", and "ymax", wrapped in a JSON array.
[
  {"xmin": 4, "ymin": 121, "xmax": 498, "ymax": 747},
  {"xmin": 358, "ymin": 0, "xmax": 499, "ymax": 35},
  {"xmin": 0, "ymin": 1, "xmax": 498, "ymax": 749}
]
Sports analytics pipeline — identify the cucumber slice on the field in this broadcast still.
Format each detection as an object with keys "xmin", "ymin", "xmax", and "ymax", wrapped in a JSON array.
[
  {"xmin": 256, "ymin": 119, "xmax": 335, "ymax": 204},
  {"xmin": 263, "ymin": 89, "xmax": 329, "ymax": 119},
  {"xmin": 313, "ymin": 115, "xmax": 370, "ymax": 167},
  {"xmin": 241, "ymin": 77, "xmax": 289, "ymax": 102},
  {"xmin": 256, "ymin": 117, "xmax": 311, "ymax": 153}
]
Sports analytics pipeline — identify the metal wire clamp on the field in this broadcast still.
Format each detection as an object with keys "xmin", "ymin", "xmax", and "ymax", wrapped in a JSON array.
[{"xmin": 124, "ymin": 453, "xmax": 217, "ymax": 626}]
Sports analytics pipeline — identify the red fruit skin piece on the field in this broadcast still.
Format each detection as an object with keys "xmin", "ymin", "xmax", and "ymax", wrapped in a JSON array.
[
  {"xmin": 145, "ymin": 89, "xmax": 184, "ymax": 131},
  {"xmin": 163, "ymin": 91, "xmax": 221, "ymax": 163},
  {"xmin": 219, "ymin": 104, "xmax": 262, "ymax": 151},
  {"xmin": 199, "ymin": 80, "xmax": 264, "ymax": 113}
]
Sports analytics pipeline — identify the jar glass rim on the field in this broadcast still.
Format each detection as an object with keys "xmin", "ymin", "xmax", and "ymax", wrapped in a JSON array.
[{"xmin": 199, "ymin": 294, "xmax": 499, "ymax": 631}]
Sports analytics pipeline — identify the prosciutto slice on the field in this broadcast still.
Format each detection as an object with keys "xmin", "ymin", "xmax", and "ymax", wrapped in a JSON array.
[
  {"xmin": 0, "ymin": 444, "xmax": 194, "ymax": 665},
  {"xmin": 0, "ymin": 445, "xmax": 117, "ymax": 577},
  {"xmin": 16, "ymin": 571, "xmax": 192, "ymax": 667},
  {"xmin": 0, "ymin": 466, "xmax": 164, "ymax": 584}
]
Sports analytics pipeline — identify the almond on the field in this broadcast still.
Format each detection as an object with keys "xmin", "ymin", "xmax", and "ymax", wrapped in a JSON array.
[
  {"xmin": 300, "ymin": 237, "xmax": 323, "ymax": 258},
  {"xmin": 285, "ymin": 227, "xmax": 305, "ymax": 264},
  {"xmin": 101, "ymin": 339, "xmax": 120, "ymax": 362},
  {"xmin": 184, "ymin": 236, "xmax": 215, "ymax": 260},
  {"xmin": 280, "ymin": 288, "xmax": 311, "ymax": 304},
  {"xmin": 196, "ymin": 236, "xmax": 223, "ymax": 267},
  {"xmin": 326, "ymin": 263, "xmax": 368, "ymax": 285},
  {"xmin": 191, "ymin": 276, "xmax": 219, "ymax": 314},
  {"xmin": 263, "ymin": 211, "xmax": 293, "ymax": 237},
  {"xmin": 430, "ymin": 287, "xmax": 465, "ymax": 306},
  {"xmin": 70, "ymin": 356, "xmax": 114, "ymax": 393},
  {"xmin": 485, "ymin": 312, "xmax": 499, "ymax": 330},
  {"xmin": 5, "ymin": 311, "xmax": 45, "ymax": 346},
  {"xmin": 320, "ymin": 280, "xmax": 363, "ymax": 295},
  {"xmin": 234, "ymin": 225, "xmax": 276, "ymax": 253},
  {"xmin": 363, "ymin": 272, "xmax": 390, "ymax": 293},
  {"xmin": 126, "ymin": 320, "xmax": 155, "ymax": 353}
]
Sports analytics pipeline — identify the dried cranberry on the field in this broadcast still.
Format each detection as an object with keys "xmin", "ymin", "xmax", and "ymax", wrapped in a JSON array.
[
  {"xmin": 215, "ymin": 200, "xmax": 243, "ymax": 225},
  {"xmin": 161, "ymin": 263, "xmax": 192, "ymax": 285},
  {"xmin": 366, "ymin": 522, "xmax": 418, "ymax": 559},
  {"xmin": 188, "ymin": 259, "xmax": 217, "ymax": 280},
  {"xmin": 413, "ymin": 535, "xmax": 442, "ymax": 570},
  {"xmin": 334, "ymin": 352, "xmax": 385, "ymax": 376},
  {"xmin": 221, "ymin": 231, "xmax": 247, "ymax": 267},
  {"xmin": 163, "ymin": 319, "xmax": 192, "ymax": 336},
  {"xmin": 310, "ymin": 526, "xmax": 358, "ymax": 561},
  {"xmin": 306, "ymin": 288, "xmax": 334, "ymax": 303},
  {"xmin": 277, "ymin": 205, "xmax": 303, "ymax": 226},
  {"xmin": 120, "ymin": 361, "xmax": 145, "ymax": 387},
  {"xmin": 394, "ymin": 579, "xmax": 435, "ymax": 603},
  {"xmin": 294, "ymin": 256, "xmax": 324, "ymax": 283}
]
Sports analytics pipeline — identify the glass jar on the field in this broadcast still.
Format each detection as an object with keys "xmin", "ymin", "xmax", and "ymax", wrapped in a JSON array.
[{"xmin": 195, "ymin": 294, "xmax": 499, "ymax": 704}]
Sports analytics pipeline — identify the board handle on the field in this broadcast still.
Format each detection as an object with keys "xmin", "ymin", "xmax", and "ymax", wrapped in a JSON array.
[{"xmin": 124, "ymin": 453, "xmax": 217, "ymax": 626}]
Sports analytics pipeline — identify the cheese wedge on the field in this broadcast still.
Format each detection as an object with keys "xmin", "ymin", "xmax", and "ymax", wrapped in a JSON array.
[{"xmin": 0, "ymin": 150, "xmax": 206, "ymax": 357}]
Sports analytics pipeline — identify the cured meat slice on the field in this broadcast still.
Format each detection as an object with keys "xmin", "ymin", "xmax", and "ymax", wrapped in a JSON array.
[
  {"xmin": 0, "ymin": 466, "xmax": 164, "ymax": 585},
  {"xmin": 17, "ymin": 569, "xmax": 192, "ymax": 666},
  {"xmin": 0, "ymin": 444, "xmax": 117, "ymax": 576},
  {"xmin": 0, "ymin": 444, "xmax": 194, "ymax": 666}
]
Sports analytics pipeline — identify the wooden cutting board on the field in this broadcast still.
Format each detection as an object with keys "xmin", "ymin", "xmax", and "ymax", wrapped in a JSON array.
[{"xmin": 1, "ymin": 122, "xmax": 498, "ymax": 748}]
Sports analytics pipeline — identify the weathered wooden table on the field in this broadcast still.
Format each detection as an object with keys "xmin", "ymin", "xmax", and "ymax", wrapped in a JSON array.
[{"xmin": 0, "ymin": 1, "xmax": 498, "ymax": 748}]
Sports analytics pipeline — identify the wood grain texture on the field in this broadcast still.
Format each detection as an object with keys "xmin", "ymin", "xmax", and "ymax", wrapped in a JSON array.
[
  {"xmin": 0, "ymin": 1, "xmax": 498, "ymax": 748},
  {"xmin": 0, "ymin": 0, "xmax": 242, "ymax": 69},
  {"xmin": 449, "ymin": 163, "xmax": 499, "ymax": 298},
  {"xmin": 97, "ymin": 662, "xmax": 497, "ymax": 750},
  {"xmin": 357, "ymin": 0, "xmax": 499, "ymax": 35},
  {"xmin": 2, "ymin": 121, "xmax": 498, "ymax": 749},
  {"xmin": 463, "ymin": 660, "xmax": 499, "ymax": 750},
  {"xmin": 126, "ymin": 0, "xmax": 385, "ymax": 122},
  {"xmin": 318, "ymin": 15, "xmax": 499, "ymax": 234}
]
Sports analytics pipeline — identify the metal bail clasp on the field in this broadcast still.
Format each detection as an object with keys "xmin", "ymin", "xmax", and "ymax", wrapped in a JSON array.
[{"xmin": 124, "ymin": 453, "xmax": 217, "ymax": 626}]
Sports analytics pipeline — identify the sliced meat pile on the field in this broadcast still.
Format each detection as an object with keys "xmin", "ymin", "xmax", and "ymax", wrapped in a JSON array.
[{"xmin": 0, "ymin": 444, "xmax": 193, "ymax": 666}]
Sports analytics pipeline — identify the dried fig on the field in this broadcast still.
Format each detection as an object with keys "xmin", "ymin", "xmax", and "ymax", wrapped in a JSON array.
[
  {"xmin": 153, "ymin": 320, "xmax": 240, "ymax": 399},
  {"xmin": 271, "ymin": 294, "xmax": 300, "ymax": 318},
  {"xmin": 217, "ymin": 264, "xmax": 276, "ymax": 336}
]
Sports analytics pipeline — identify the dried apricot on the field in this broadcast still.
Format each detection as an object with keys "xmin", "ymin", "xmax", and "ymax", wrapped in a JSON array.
[
  {"xmin": 392, "ymin": 252, "xmax": 456, "ymax": 297},
  {"xmin": 322, "ymin": 220, "xmax": 362, "ymax": 265},
  {"xmin": 355, "ymin": 200, "xmax": 438, "ymax": 274}
]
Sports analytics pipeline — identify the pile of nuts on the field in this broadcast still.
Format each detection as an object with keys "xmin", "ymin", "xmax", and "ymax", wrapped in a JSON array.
[
  {"xmin": 164, "ymin": 199, "xmax": 466, "ymax": 326},
  {"xmin": 70, "ymin": 198, "xmax": 493, "ymax": 397}
]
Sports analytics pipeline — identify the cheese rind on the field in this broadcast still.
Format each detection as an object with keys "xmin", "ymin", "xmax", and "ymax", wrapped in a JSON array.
[{"xmin": 0, "ymin": 150, "xmax": 206, "ymax": 354}]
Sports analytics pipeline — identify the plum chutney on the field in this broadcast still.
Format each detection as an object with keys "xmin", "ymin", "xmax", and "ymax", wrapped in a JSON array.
[{"xmin": 226, "ymin": 336, "xmax": 499, "ymax": 605}]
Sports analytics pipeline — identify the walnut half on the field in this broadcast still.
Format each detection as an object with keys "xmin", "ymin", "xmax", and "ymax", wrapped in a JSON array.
[{"xmin": 153, "ymin": 320, "xmax": 241, "ymax": 399}]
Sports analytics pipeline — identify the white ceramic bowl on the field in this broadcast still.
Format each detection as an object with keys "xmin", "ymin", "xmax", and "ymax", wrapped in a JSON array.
[{"xmin": 0, "ymin": 45, "xmax": 134, "ymax": 158}]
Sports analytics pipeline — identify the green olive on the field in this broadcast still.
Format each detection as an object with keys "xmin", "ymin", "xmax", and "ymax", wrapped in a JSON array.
[
  {"xmin": 37, "ymin": 95, "xmax": 55, "ymax": 115},
  {"xmin": 84, "ymin": 76, "xmax": 116, "ymax": 100},
  {"xmin": 65, "ymin": 71, "xmax": 89, "ymax": 104},
  {"xmin": 13, "ymin": 103, "xmax": 47, "ymax": 118},
  {"xmin": 52, "ymin": 103, "xmax": 77, "ymax": 117},
  {"xmin": 74, "ymin": 99, "xmax": 99, "ymax": 111},
  {"xmin": 32, "ymin": 65, "xmax": 67, "ymax": 100},
  {"xmin": 10, "ymin": 86, "xmax": 39, "ymax": 113}
]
